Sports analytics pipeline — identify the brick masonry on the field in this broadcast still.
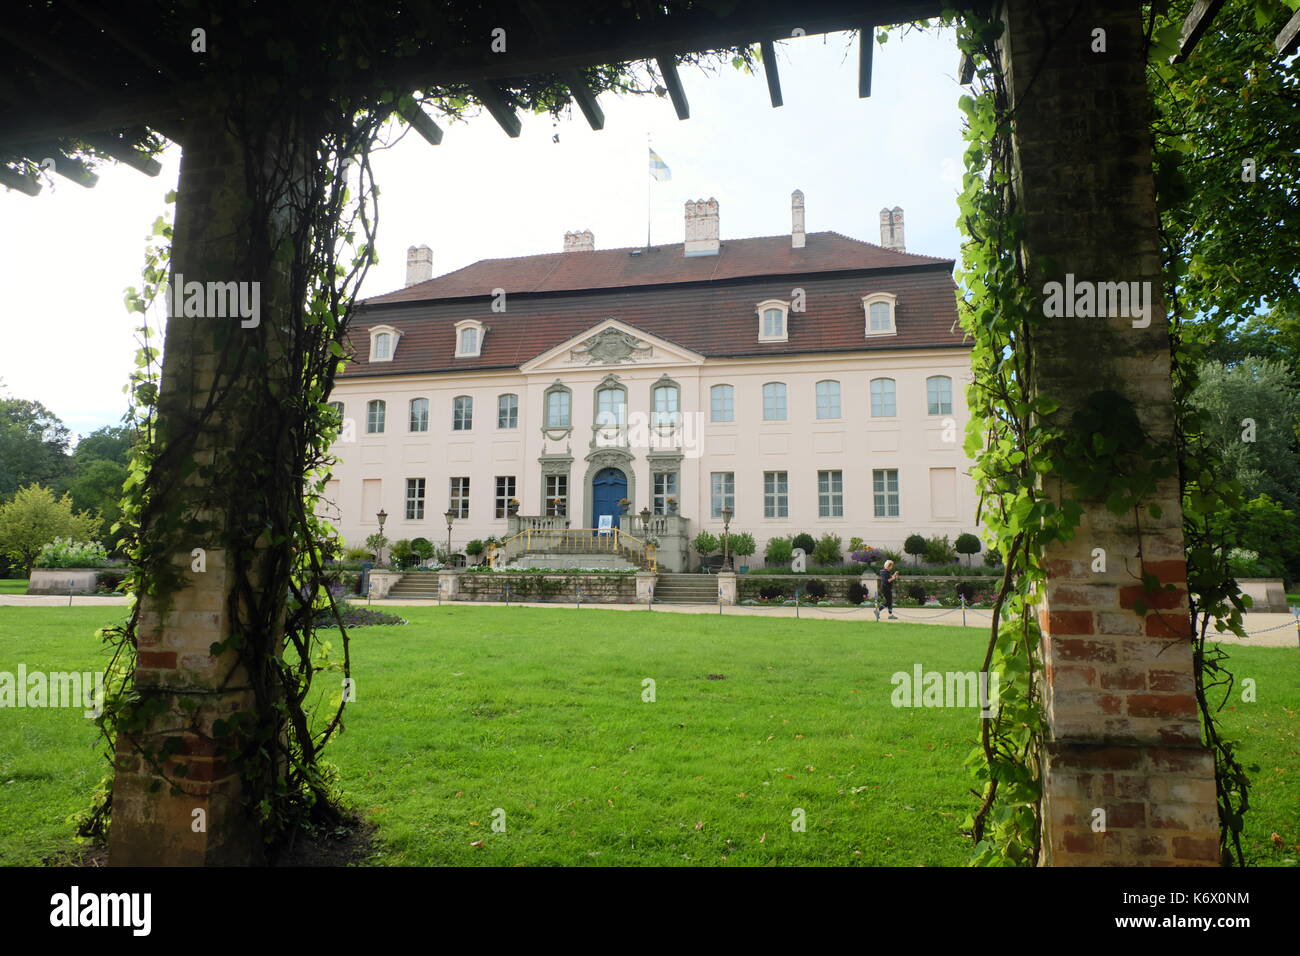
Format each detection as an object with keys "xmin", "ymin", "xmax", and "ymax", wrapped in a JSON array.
[{"xmin": 1000, "ymin": 0, "xmax": 1219, "ymax": 865}]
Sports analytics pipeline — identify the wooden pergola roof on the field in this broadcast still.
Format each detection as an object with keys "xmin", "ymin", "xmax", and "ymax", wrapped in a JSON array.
[{"xmin": 0, "ymin": 0, "xmax": 958, "ymax": 196}]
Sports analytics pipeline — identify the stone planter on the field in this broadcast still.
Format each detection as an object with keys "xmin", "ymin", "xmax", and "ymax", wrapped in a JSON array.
[
  {"xmin": 1238, "ymin": 578, "xmax": 1288, "ymax": 613},
  {"xmin": 27, "ymin": 568, "xmax": 103, "ymax": 595}
]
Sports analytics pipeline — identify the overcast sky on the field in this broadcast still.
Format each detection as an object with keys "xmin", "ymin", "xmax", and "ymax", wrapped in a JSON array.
[{"xmin": 0, "ymin": 25, "xmax": 965, "ymax": 442}]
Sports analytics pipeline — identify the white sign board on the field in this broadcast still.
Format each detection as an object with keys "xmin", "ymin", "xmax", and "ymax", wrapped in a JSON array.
[{"xmin": 597, "ymin": 514, "xmax": 614, "ymax": 535}]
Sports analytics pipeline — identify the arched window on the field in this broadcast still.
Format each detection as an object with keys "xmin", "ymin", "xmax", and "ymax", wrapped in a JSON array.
[
  {"xmin": 762, "ymin": 382, "xmax": 787, "ymax": 421},
  {"xmin": 452, "ymin": 396, "xmax": 473, "ymax": 431},
  {"xmin": 373, "ymin": 332, "xmax": 392, "ymax": 359},
  {"xmin": 366, "ymin": 399, "xmax": 386, "ymax": 433},
  {"xmin": 755, "ymin": 299, "xmax": 790, "ymax": 342},
  {"xmin": 710, "ymin": 384, "xmax": 735, "ymax": 423},
  {"xmin": 327, "ymin": 401, "xmax": 344, "ymax": 420},
  {"xmin": 454, "ymin": 319, "xmax": 485, "ymax": 357},
  {"xmin": 497, "ymin": 393, "xmax": 518, "ymax": 429},
  {"xmin": 869, "ymin": 378, "xmax": 896, "ymax": 417},
  {"xmin": 815, "ymin": 380, "xmax": 841, "ymax": 419},
  {"xmin": 862, "ymin": 293, "xmax": 898, "ymax": 337},
  {"xmin": 926, "ymin": 375, "xmax": 953, "ymax": 415},
  {"xmin": 409, "ymin": 397, "xmax": 429, "ymax": 432}
]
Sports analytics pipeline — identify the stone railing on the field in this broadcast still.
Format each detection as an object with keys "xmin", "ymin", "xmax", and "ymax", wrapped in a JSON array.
[{"xmin": 506, "ymin": 514, "xmax": 571, "ymax": 534}]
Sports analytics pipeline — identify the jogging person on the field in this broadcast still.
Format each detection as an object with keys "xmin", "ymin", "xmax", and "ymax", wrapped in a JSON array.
[{"xmin": 875, "ymin": 560, "xmax": 900, "ymax": 620}]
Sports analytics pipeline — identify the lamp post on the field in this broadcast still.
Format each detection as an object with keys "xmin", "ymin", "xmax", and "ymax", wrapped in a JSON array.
[
  {"xmin": 639, "ymin": 506, "xmax": 651, "ymax": 537},
  {"xmin": 444, "ymin": 508, "xmax": 455, "ymax": 567},
  {"xmin": 376, "ymin": 508, "xmax": 387, "ymax": 567},
  {"xmin": 721, "ymin": 505, "xmax": 733, "ymax": 570}
]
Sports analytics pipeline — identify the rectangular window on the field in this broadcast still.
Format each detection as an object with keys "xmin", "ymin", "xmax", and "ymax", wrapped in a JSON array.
[
  {"xmin": 873, "ymin": 469, "xmax": 900, "ymax": 518},
  {"xmin": 710, "ymin": 384, "xmax": 734, "ymax": 423},
  {"xmin": 497, "ymin": 393, "xmax": 518, "ymax": 429},
  {"xmin": 927, "ymin": 377, "xmax": 953, "ymax": 415},
  {"xmin": 763, "ymin": 471, "xmax": 788, "ymax": 518},
  {"xmin": 545, "ymin": 475, "xmax": 568, "ymax": 517},
  {"xmin": 453, "ymin": 396, "xmax": 473, "ymax": 431},
  {"xmin": 409, "ymin": 398, "xmax": 429, "ymax": 432},
  {"xmin": 652, "ymin": 385, "xmax": 679, "ymax": 430},
  {"xmin": 405, "ymin": 478, "xmax": 425, "ymax": 520},
  {"xmin": 818, "ymin": 470, "xmax": 844, "ymax": 518},
  {"xmin": 652, "ymin": 472, "xmax": 679, "ymax": 515},
  {"xmin": 450, "ymin": 477, "xmax": 470, "ymax": 519},
  {"xmin": 815, "ymin": 381, "xmax": 841, "ymax": 419},
  {"xmin": 546, "ymin": 390, "xmax": 570, "ymax": 428},
  {"xmin": 762, "ymin": 383, "xmax": 787, "ymax": 421},
  {"xmin": 870, "ymin": 379, "xmax": 896, "ymax": 417},
  {"xmin": 495, "ymin": 475, "xmax": 516, "ymax": 519},
  {"xmin": 710, "ymin": 472, "xmax": 735, "ymax": 519}
]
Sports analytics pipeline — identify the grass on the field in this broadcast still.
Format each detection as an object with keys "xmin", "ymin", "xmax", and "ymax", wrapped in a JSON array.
[
  {"xmin": 0, "ymin": 605, "xmax": 1296, "ymax": 867},
  {"xmin": 0, "ymin": 579, "xmax": 27, "ymax": 595}
]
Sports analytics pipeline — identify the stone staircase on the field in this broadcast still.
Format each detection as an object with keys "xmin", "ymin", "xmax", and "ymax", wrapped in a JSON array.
[
  {"xmin": 385, "ymin": 573, "xmax": 442, "ymax": 600},
  {"xmin": 651, "ymin": 572, "xmax": 719, "ymax": 605}
]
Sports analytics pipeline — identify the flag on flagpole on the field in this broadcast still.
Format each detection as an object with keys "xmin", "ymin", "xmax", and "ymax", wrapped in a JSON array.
[{"xmin": 649, "ymin": 148, "xmax": 671, "ymax": 182}]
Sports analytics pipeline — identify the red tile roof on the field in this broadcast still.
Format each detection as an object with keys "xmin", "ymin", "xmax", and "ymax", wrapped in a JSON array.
[
  {"xmin": 364, "ymin": 231, "xmax": 952, "ymax": 303},
  {"xmin": 341, "ymin": 239, "xmax": 967, "ymax": 379}
]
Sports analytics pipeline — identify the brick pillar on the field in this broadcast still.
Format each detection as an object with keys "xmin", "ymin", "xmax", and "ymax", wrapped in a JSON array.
[
  {"xmin": 107, "ymin": 108, "xmax": 293, "ymax": 865},
  {"xmin": 1000, "ymin": 0, "xmax": 1219, "ymax": 865}
]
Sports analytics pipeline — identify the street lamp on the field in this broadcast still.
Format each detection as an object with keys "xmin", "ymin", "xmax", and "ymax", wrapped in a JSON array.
[
  {"xmin": 639, "ymin": 506, "xmax": 651, "ymax": 537},
  {"xmin": 721, "ymin": 505, "xmax": 733, "ymax": 570},
  {"xmin": 444, "ymin": 508, "xmax": 455, "ymax": 567},
  {"xmin": 376, "ymin": 508, "xmax": 387, "ymax": 566}
]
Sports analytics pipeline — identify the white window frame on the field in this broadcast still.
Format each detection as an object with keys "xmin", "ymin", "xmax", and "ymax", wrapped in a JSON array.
[
  {"xmin": 818, "ymin": 470, "xmax": 844, "ymax": 518},
  {"xmin": 862, "ymin": 293, "xmax": 898, "ymax": 337},
  {"xmin": 450, "ymin": 477, "xmax": 470, "ymax": 519},
  {"xmin": 815, "ymin": 380, "xmax": 842, "ymax": 420},
  {"xmin": 405, "ymin": 477, "xmax": 426, "ymax": 520},
  {"xmin": 497, "ymin": 393, "xmax": 519, "ymax": 429},
  {"xmin": 710, "ymin": 472, "xmax": 735, "ymax": 519},
  {"xmin": 762, "ymin": 382, "xmax": 788, "ymax": 421},
  {"xmin": 763, "ymin": 471, "xmax": 788, "ymax": 519},
  {"xmin": 873, "ymin": 469, "xmax": 900, "ymax": 518},
  {"xmin": 408, "ymin": 397, "xmax": 429, "ymax": 432},
  {"xmin": 454, "ymin": 319, "xmax": 485, "ymax": 358},
  {"xmin": 368, "ymin": 324, "xmax": 402, "ymax": 362},
  {"xmin": 755, "ymin": 299, "xmax": 790, "ymax": 343},
  {"xmin": 452, "ymin": 395, "xmax": 473, "ymax": 431},
  {"xmin": 366, "ymin": 399, "xmax": 386, "ymax": 434},
  {"xmin": 710, "ymin": 384, "xmax": 735, "ymax": 423},
  {"xmin": 870, "ymin": 378, "xmax": 897, "ymax": 418},
  {"xmin": 494, "ymin": 475, "xmax": 516, "ymax": 519},
  {"xmin": 927, "ymin": 375, "xmax": 954, "ymax": 416}
]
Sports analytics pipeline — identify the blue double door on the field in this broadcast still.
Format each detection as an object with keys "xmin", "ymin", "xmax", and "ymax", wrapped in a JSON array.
[{"xmin": 591, "ymin": 467, "xmax": 627, "ymax": 531}]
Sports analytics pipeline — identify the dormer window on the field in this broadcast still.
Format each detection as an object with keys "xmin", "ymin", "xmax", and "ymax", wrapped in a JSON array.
[
  {"xmin": 755, "ymin": 299, "xmax": 789, "ymax": 343},
  {"xmin": 368, "ymin": 324, "xmax": 402, "ymax": 362},
  {"xmin": 455, "ymin": 319, "xmax": 485, "ymax": 357},
  {"xmin": 862, "ymin": 293, "xmax": 897, "ymax": 337}
]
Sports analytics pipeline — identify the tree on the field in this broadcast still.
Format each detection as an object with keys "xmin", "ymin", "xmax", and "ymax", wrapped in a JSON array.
[
  {"xmin": 0, "ymin": 484, "xmax": 101, "ymax": 573},
  {"xmin": 903, "ymin": 534, "xmax": 927, "ymax": 565},
  {"xmin": 65, "ymin": 458, "xmax": 128, "ymax": 553},
  {"xmin": 791, "ymin": 532, "xmax": 816, "ymax": 555},
  {"xmin": 764, "ymin": 535, "xmax": 793, "ymax": 567},
  {"xmin": 1189, "ymin": 359, "xmax": 1300, "ymax": 513},
  {"xmin": 812, "ymin": 534, "xmax": 843, "ymax": 566},
  {"xmin": 693, "ymin": 530, "xmax": 719, "ymax": 561},
  {"xmin": 72, "ymin": 424, "xmax": 135, "ymax": 468},
  {"xmin": 0, "ymin": 397, "xmax": 72, "ymax": 497},
  {"xmin": 955, "ymin": 532, "xmax": 982, "ymax": 566},
  {"xmin": 730, "ymin": 532, "xmax": 756, "ymax": 566}
]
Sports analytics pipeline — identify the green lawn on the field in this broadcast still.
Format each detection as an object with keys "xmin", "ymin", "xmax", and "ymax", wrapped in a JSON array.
[
  {"xmin": 0, "ymin": 605, "xmax": 1296, "ymax": 866},
  {"xmin": 0, "ymin": 580, "xmax": 27, "ymax": 595}
]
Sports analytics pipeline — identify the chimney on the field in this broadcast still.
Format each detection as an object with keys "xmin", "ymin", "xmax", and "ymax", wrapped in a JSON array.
[
  {"xmin": 684, "ymin": 198, "xmax": 720, "ymax": 256},
  {"xmin": 405, "ymin": 244, "xmax": 433, "ymax": 286},
  {"xmin": 563, "ymin": 229, "xmax": 595, "ymax": 252},
  {"xmin": 879, "ymin": 207, "xmax": 905, "ymax": 252},
  {"xmin": 791, "ymin": 189, "xmax": 806, "ymax": 249}
]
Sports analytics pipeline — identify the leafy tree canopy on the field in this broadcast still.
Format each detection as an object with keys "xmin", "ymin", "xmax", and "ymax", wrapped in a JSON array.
[{"xmin": 0, "ymin": 484, "xmax": 101, "ymax": 573}]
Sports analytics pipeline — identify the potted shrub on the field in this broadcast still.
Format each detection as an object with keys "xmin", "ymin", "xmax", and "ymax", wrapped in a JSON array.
[
  {"xmin": 617, "ymin": 497, "xmax": 631, "ymax": 515},
  {"xmin": 955, "ymin": 532, "xmax": 982, "ymax": 566},
  {"xmin": 507, "ymin": 497, "xmax": 520, "ymax": 516},
  {"xmin": 903, "ymin": 534, "xmax": 927, "ymax": 566},
  {"xmin": 465, "ymin": 539, "xmax": 486, "ymax": 566},
  {"xmin": 791, "ymin": 532, "xmax": 816, "ymax": 556},
  {"xmin": 693, "ymin": 530, "xmax": 719, "ymax": 571},
  {"xmin": 730, "ymin": 531, "xmax": 756, "ymax": 573},
  {"xmin": 665, "ymin": 496, "xmax": 678, "ymax": 515}
]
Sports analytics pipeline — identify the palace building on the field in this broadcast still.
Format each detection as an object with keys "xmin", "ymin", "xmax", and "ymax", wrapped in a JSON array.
[{"xmin": 323, "ymin": 192, "xmax": 979, "ymax": 571}]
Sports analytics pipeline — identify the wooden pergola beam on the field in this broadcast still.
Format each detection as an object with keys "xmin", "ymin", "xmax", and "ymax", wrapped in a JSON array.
[
  {"xmin": 25, "ymin": 144, "xmax": 98, "ymax": 187},
  {"xmin": 858, "ymin": 26, "xmax": 874, "ymax": 97},
  {"xmin": 760, "ymin": 39, "xmax": 783, "ymax": 107},
  {"xmin": 1276, "ymin": 7, "xmax": 1300, "ymax": 56},
  {"xmin": 80, "ymin": 132, "xmax": 162, "ymax": 176},
  {"xmin": 564, "ymin": 70, "xmax": 606, "ymax": 130},
  {"xmin": 62, "ymin": 0, "xmax": 179, "ymax": 81},
  {"xmin": 398, "ymin": 101, "xmax": 444, "ymax": 145},
  {"xmin": 657, "ymin": 55, "xmax": 690, "ymax": 119},
  {"xmin": 469, "ymin": 83, "xmax": 522, "ymax": 137},
  {"xmin": 0, "ymin": 163, "xmax": 41, "ymax": 196},
  {"xmin": 1170, "ymin": 0, "xmax": 1227, "ymax": 64}
]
